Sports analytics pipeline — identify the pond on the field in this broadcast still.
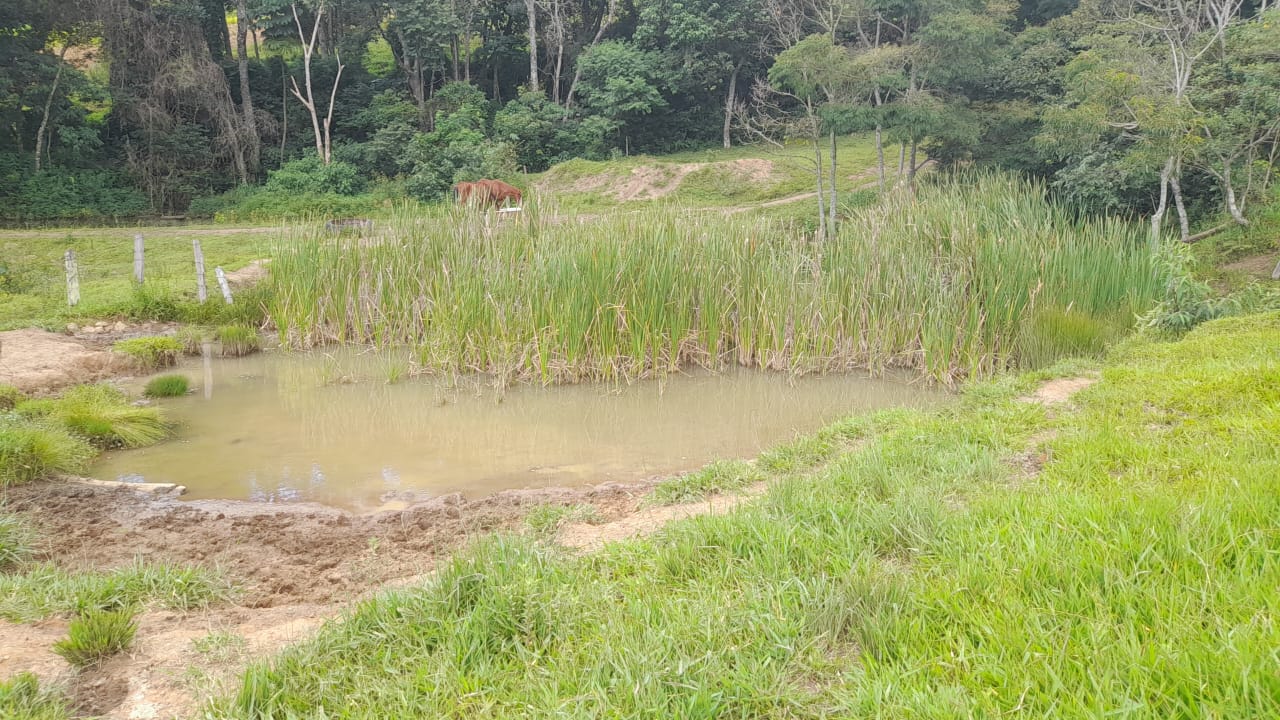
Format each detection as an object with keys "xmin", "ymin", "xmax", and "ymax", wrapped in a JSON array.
[{"xmin": 92, "ymin": 350, "xmax": 947, "ymax": 512}]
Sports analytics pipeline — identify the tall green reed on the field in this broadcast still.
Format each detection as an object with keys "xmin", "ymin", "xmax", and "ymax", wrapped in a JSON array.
[{"xmin": 266, "ymin": 173, "xmax": 1161, "ymax": 385}]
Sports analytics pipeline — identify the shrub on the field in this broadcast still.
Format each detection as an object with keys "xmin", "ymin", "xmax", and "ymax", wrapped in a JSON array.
[
  {"xmin": 53, "ymin": 607, "xmax": 139, "ymax": 666},
  {"xmin": 266, "ymin": 156, "xmax": 366, "ymax": 196},
  {"xmin": 649, "ymin": 460, "xmax": 764, "ymax": 505},
  {"xmin": 0, "ymin": 419, "xmax": 94, "ymax": 485},
  {"xmin": 0, "ymin": 672, "xmax": 70, "ymax": 720},
  {"xmin": 114, "ymin": 336, "xmax": 183, "ymax": 370},
  {"xmin": 144, "ymin": 375, "xmax": 190, "ymax": 398},
  {"xmin": 0, "ymin": 513, "xmax": 35, "ymax": 570},
  {"xmin": 0, "ymin": 384, "xmax": 23, "ymax": 411},
  {"xmin": 16, "ymin": 385, "xmax": 170, "ymax": 450},
  {"xmin": 9, "ymin": 169, "xmax": 150, "ymax": 221},
  {"xmin": 216, "ymin": 325, "xmax": 260, "ymax": 357}
]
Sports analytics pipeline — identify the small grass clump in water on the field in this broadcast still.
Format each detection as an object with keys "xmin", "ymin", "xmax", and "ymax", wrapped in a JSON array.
[
  {"xmin": 114, "ymin": 336, "xmax": 182, "ymax": 370},
  {"xmin": 144, "ymin": 374, "xmax": 190, "ymax": 398},
  {"xmin": 0, "ymin": 418, "xmax": 94, "ymax": 485},
  {"xmin": 16, "ymin": 384, "xmax": 170, "ymax": 449},
  {"xmin": 0, "ymin": 672, "xmax": 71, "ymax": 720},
  {"xmin": 52, "ymin": 607, "xmax": 139, "ymax": 666},
  {"xmin": 266, "ymin": 172, "xmax": 1160, "ymax": 385},
  {"xmin": 212, "ymin": 312, "xmax": 1280, "ymax": 719},
  {"xmin": 649, "ymin": 459, "xmax": 764, "ymax": 505},
  {"xmin": 216, "ymin": 324, "xmax": 260, "ymax": 357}
]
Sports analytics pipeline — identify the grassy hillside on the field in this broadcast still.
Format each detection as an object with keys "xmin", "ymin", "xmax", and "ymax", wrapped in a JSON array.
[
  {"xmin": 528, "ymin": 134, "xmax": 888, "ymax": 211},
  {"xmin": 214, "ymin": 312, "xmax": 1280, "ymax": 718}
]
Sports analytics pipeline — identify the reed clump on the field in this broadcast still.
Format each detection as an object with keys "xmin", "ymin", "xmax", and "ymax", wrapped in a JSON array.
[{"xmin": 266, "ymin": 173, "xmax": 1162, "ymax": 384}]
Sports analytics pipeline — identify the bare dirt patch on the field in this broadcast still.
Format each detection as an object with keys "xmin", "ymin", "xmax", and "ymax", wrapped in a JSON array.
[
  {"xmin": 1024, "ymin": 376, "xmax": 1097, "ymax": 406},
  {"xmin": 0, "ymin": 477, "xmax": 676, "ymax": 717},
  {"xmin": 223, "ymin": 259, "xmax": 270, "ymax": 291},
  {"xmin": 557, "ymin": 482, "xmax": 766, "ymax": 551},
  {"xmin": 1221, "ymin": 251, "xmax": 1280, "ymax": 280},
  {"xmin": 0, "ymin": 329, "xmax": 131, "ymax": 394},
  {"xmin": 555, "ymin": 159, "xmax": 779, "ymax": 202}
]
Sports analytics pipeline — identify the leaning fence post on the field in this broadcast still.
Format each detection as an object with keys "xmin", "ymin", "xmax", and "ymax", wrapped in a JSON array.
[
  {"xmin": 133, "ymin": 233, "xmax": 145, "ymax": 284},
  {"xmin": 193, "ymin": 239, "xmax": 207, "ymax": 303},
  {"xmin": 65, "ymin": 249, "xmax": 80, "ymax": 307},
  {"xmin": 214, "ymin": 266, "xmax": 234, "ymax": 304}
]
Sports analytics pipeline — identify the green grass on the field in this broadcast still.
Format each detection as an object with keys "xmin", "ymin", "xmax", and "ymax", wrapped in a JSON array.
[
  {"xmin": 0, "ymin": 417, "xmax": 94, "ymax": 485},
  {"xmin": 648, "ymin": 459, "xmax": 764, "ymax": 505},
  {"xmin": 144, "ymin": 374, "xmax": 191, "ymax": 397},
  {"xmin": 210, "ymin": 311, "xmax": 1280, "ymax": 719},
  {"xmin": 216, "ymin": 324, "xmax": 261, "ymax": 357},
  {"xmin": 0, "ymin": 673, "xmax": 71, "ymax": 720},
  {"xmin": 0, "ymin": 384, "xmax": 23, "ymax": 411},
  {"xmin": 176, "ymin": 325, "xmax": 209, "ymax": 355},
  {"xmin": 0, "ymin": 559, "xmax": 232, "ymax": 623},
  {"xmin": 0, "ymin": 224, "xmax": 274, "ymax": 330},
  {"xmin": 52, "ymin": 606, "xmax": 139, "ymax": 666},
  {"xmin": 0, "ymin": 513, "xmax": 35, "ymax": 569},
  {"xmin": 15, "ymin": 384, "xmax": 171, "ymax": 449},
  {"xmin": 524, "ymin": 504, "xmax": 600, "ymax": 535},
  {"xmin": 530, "ymin": 134, "xmax": 886, "ymax": 211},
  {"xmin": 267, "ymin": 172, "xmax": 1160, "ymax": 385},
  {"xmin": 114, "ymin": 335, "xmax": 183, "ymax": 370}
]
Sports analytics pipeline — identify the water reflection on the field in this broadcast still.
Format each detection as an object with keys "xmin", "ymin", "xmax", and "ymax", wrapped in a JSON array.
[{"xmin": 93, "ymin": 349, "xmax": 947, "ymax": 511}]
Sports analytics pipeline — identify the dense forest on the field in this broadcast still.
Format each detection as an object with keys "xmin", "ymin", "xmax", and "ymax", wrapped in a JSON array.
[{"xmin": 0, "ymin": 0, "xmax": 1277, "ymax": 232}]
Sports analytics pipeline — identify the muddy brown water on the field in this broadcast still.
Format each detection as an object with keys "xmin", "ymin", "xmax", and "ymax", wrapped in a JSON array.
[{"xmin": 91, "ymin": 350, "xmax": 945, "ymax": 511}]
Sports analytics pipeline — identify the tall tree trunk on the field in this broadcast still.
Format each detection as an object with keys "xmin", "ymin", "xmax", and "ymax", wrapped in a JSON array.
[
  {"xmin": 897, "ymin": 143, "xmax": 906, "ymax": 179},
  {"xmin": 813, "ymin": 131, "xmax": 826, "ymax": 240},
  {"xmin": 1150, "ymin": 156, "xmax": 1174, "ymax": 244},
  {"xmin": 723, "ymin": 61, "xmax": 741, "ymax": 149},
  {"xmin": 34, "ymin": 44, "xmax": 69, "ymax": 173},
  {"xmin": 565, "ymin": 0, "xmax": 616, "ymax": 110},
  {"xmin": 1170, "ymin": 171, "xmax": 1190, "ymax": 243},
  {"xmin": 552, "ymin": 43, "xmax": 563, "ymax": 104},
  {"xmin": 907, "ymin": 140, "xmax": 919, "ymax": 191},
  {"xmin": 524, "ymin": 0, "xmax": 539, "ymax": 91},
  {"xmin": 874, "ymin": 125, "xmax": 885, "ymax": 191},
  {"xmin": 235, "ymin": 0, "xmax": 260, "ymax": 178},
  {"xmin": 1222, "ymin": 162, "xmax": 1249, "ymax": 226},
  {"xmin": 828, "ymin": 129, "xmax": 838, "ymax": 237}
]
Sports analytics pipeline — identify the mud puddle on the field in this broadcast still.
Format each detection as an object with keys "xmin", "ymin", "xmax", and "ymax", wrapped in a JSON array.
[{"xmin": 93, "ymin": 349, "xmax": 944, "ymax": 511}]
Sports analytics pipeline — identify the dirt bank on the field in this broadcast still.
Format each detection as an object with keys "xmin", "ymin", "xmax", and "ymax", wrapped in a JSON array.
[
  {"xmin": 2, "ymin": 474, "xmax": 753, "ymax": 718},
  {"xmin": 0, "ymin": 329, "xmax": 129, "ymax": 394}
]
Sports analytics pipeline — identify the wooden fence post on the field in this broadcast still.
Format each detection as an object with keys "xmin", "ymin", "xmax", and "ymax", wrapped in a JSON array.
[
  {"xmin": 64, "ymin": 248, "xmax": 80, "ymax": 307},
  {"xmin": 193, "ymin": 239, "xmax": 207, "ymax": 303},
  {"xmin": 133, "ymin": 233, "xmax": 145, "ymax": 284},
  {"xmin": 214, "ymin": 267, "xmax": 234, "ymax": 304}
]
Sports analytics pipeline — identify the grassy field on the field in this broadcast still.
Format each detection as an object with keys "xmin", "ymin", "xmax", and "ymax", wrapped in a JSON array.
[
  {"xmin": 210, "ymin": 311, "xmax": 1280, "ymax": 718},
  {"xmin": 268, "ymin": 172, "xmax": 1160, "ymax": 384},
  {"xmin": 0, "ymin": 225, "xmax": 278, "ymax": 330}
]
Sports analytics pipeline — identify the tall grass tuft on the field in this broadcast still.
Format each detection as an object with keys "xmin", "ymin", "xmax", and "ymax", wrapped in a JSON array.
[
  {"xmin": 0, "ymin": 672, "xmax": 70, "ymax": 720},
  {"xmin": 216, "ymin": 324, "xmax": 261, "ymax": 357},
  {"xmin": 0, "ymin": 384, "xmax": 23, "ymax": 411},
  {"xmin": 0, "ymin": 418, "xmax": 94, "ymax": 485},
  {"xmin": 0, "ymin": 513, "xmax": 35, "ymax": 569},
  {"xmin": 114, "ymin": 336, "xmax": 183, "ymax": 371},
  {"xmin": 265, "ymin": 173, "xmax": 1161, "ymax": 384},
  {"xmin": 52, "ymin": 607, "xmax": 139, "ymax": 666},
  {"xmin": 175, "ymin": 326, "xmax": 208, "ymax": 355},
  {"xmin": 15, "ymin": 384, "xmax": 170, "ymax": 449}
]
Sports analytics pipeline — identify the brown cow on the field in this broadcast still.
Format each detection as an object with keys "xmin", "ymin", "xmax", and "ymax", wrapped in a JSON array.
[{"xmin": 452, "ymin": 179, "xmax": 522, "ymax": 209}]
